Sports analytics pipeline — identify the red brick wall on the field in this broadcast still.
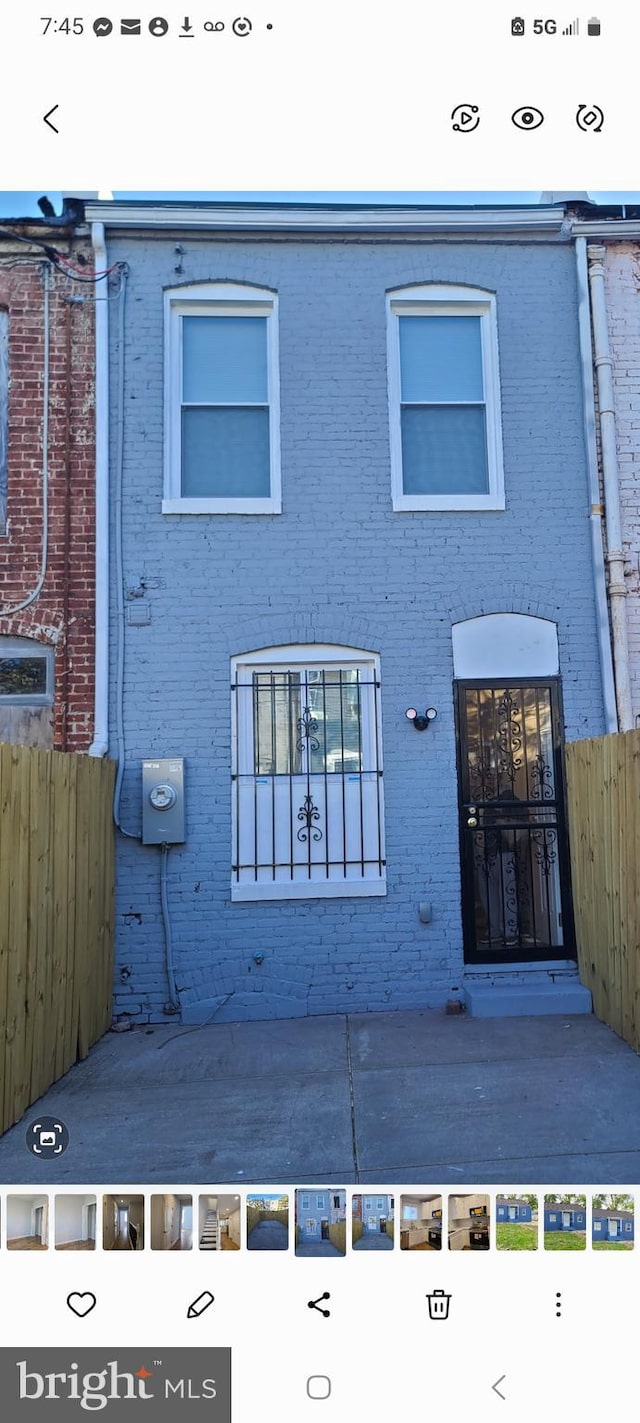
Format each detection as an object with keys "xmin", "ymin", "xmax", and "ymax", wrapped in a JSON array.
[{"xmin": 0, "ymin": 233, "xmax": 95, "ymax": 750}]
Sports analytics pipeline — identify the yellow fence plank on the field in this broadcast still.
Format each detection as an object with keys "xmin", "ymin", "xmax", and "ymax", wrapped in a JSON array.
[
  {"xmin": 0, "ymin": 743, "xmax": 115, "ymax": 1137},
  {"xmin": 566, "ymin": 729, "xmax": 640, "ymax": 1056}
]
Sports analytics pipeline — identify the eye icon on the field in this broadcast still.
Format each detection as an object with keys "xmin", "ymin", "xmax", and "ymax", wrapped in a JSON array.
[{"xmin": 512, "ymin": 106, "xmax": 544, "ymax": 129}]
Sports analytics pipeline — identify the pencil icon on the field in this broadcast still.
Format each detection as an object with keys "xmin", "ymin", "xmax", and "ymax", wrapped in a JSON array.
[{"xmin": 187, "ymin": 1290, "xmax": 215, "ymax": 1318}]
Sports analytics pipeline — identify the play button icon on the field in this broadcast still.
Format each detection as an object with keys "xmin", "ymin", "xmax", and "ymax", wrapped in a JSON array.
[{"xmin": 451, "ymin": 104, "xmax": 480, "ymax": 132}]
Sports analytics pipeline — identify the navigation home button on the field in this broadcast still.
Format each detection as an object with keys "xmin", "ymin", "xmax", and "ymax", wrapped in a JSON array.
[{"xmin": 451, "ymin": 104, "xmax": 480, "ymax": 132}]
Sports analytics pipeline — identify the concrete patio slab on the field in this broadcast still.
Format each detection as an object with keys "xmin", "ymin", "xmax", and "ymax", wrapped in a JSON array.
[
  {"xmin": 0, "ymin": 1008, "xmax": 639, "ymax": 1186},
  {"xmin": 357, "ymin": 1154, "xmax": 640, "ymax": 1185}
]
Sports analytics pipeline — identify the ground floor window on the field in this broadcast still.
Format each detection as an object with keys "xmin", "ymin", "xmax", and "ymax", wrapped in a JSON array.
[
  {"xmin": 0, "ymin": 635, "xmax": 54, "ymax": 748},
  {"xmin": 231, "ymin": 644, "xmax": 385, "ymax": 900}
]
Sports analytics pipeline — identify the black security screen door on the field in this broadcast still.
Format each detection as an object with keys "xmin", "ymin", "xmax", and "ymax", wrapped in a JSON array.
[{"xmin": 455, "ymin": 680, "xmax": 575, "ymax": 963}]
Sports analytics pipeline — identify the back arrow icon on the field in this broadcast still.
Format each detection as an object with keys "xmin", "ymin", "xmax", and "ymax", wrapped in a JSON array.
[
  {"xmin": 43, "ymin": 105, "xmax": 59, "ymax": 133},
  {"xmin": 492, "ymin": 1375, "xmax": 507, "ymax": 1401}
]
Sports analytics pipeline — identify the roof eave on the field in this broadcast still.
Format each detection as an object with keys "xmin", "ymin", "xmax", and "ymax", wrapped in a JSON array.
[{"xmin": 81, "ymin": 201, "xmax": 569, "ymax": 236}]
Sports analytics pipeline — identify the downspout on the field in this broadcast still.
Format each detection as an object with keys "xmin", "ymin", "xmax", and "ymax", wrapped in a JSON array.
[
  {"xmin": 574, "ymin": 237, "xmax": 618, "ymax": 733},
  {"xmin": 88, "ymin": 221, "xmax": 110, "ymax": 756},
  {"xmin": 586, "ymin": 242, "xmax": 633, "ymax": 732}
]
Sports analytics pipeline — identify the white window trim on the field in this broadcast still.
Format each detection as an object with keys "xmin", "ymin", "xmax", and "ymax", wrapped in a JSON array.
[
  {"xmin": 231, "ymin": 643, "xmax": 386, "ymax": 902},
  {"xmin": 163, "ymin": 282, "xmax": 281, "ymax": 515},
  {"xmin": 386, "ymin": 283, "xmax": 505, "ymax": 512}
]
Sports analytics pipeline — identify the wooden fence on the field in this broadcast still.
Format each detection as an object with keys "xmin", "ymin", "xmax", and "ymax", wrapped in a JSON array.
[
  {"xmin": 565, "ymin": 730, "xmax": 640, "ymax": 1052},
  {"xmin": 0, "ymin": 743, "xmax": 115, "ymax": 1136}
]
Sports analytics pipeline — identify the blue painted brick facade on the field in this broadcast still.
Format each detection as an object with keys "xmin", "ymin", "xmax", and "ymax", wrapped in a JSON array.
[{"xmin": 107, "ymin": 228, "xmax": 606, "ymax": 1024}]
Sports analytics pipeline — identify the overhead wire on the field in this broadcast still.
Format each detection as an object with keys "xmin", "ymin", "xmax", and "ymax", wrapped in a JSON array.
[{"xmin": 0, "ymin": 223, "xmax": 118, "ymax": 279}]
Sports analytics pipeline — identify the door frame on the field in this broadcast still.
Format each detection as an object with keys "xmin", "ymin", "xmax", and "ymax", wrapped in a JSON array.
[{"xmin": 454, "ymin": 676, "xmax": 576, "ymax": 964}]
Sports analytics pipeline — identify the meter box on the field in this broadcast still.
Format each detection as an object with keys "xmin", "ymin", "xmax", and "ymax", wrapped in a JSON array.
[{"xmin": 142, "ymin": 758, "xmax": 185, "ymax": 844}]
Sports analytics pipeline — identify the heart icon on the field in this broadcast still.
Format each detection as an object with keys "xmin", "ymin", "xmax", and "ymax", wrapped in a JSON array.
[{"xmin": 67, "ymin": 1292, "xmax": 97, "ymax": 1318}]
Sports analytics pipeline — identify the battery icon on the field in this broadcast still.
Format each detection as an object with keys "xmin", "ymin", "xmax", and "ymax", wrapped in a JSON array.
[{"xmin": 587, "ymin": 17, "xmax": 601, "ymax": 34}]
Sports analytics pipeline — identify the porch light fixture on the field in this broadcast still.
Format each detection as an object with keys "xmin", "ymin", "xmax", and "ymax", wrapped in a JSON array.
[{"xmin": 405, "ymin": 706, "xmax": 438, "ymax": 731}]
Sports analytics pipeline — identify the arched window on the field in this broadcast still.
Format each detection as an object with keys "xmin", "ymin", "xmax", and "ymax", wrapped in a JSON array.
[
  {"xmin": 231, "ymin": 644, "xmax": 385, "ymax": 900},
  {"xmin": 386, "ymin": 284, "xmax": 505, "ymax": 511},
  {"xmin": 163, "ymin": 282, "xmax": 281, "ymax": 515}
]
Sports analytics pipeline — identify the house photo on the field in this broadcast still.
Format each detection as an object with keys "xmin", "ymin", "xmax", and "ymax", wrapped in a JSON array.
[
  {"xmin": 295, "ymin": 1189, "xmax": 346, "ymax": 1256},
  {"xmin": 246, "ymin": 1194, "xmax": 288, "ymax": 1250},
  {"xmin": 6, "ymin": 195, "xmax": 640, "ymax": 1193},
  {"xmin": 54, "ymin": 1195, "xmax": 97, "ymax": 1251},
  {"xmin": 495, "ymin": 1195, "xmax": 538, "ymax": 1251},
  {"xmin": 102, "ymin": 1195, "xmax": 145, "ymax": 1251},
  {"xmin": 591, "ymin": 1196, "xmax": 634, "ymax": 1250},
  {"xmin": 544, "ymin": 1196, "xmax": 586, "ymax": 1250},
  {"xmin": 400, "ymin": 1195, "xmax": 442, "ymax": 1251},
  {"xmin": 6, "ymin": 1195, "xmax": 49, "ymax": 1250},
  {"xmin": 150, "ymin": 1194, "xmax": 193, "ymax": 1250},
  {"xmin": 448, "ymin": 1194, "xmax": 490, "ymax": 1250},
  {"xmin": 352, "ymin": 1194, "xmax": 394, "ymax": 1250},
  {"xmin": 198, "ymin": 1195, "xmax": 241, "ymax": 1250}
]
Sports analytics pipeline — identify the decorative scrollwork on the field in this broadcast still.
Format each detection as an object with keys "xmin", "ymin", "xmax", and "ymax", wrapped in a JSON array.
[
  {"xmin": 473, "ymin": 829, "xmax": 498, "ymax": 873},
  {"xmin": 531, "ymin": 827, "xmax": 558, "ymax": 877},
  {"xmin": 297, "ymin": 794, "xmax": 323, "ymax": 843},
  {"xmin": 469, "ymin": 756, "xmax": 497, "ymax": 802},
  {"xmin": 530, "ymin": 752, "xmax": 554, "ymax": 801},
  {"xmin": 296, "ymin": 705, "xmax": 320, "ymax": 753},
  {"xmin": 496, "ymin": 690, "xmax": 523, "ymax": 787}
]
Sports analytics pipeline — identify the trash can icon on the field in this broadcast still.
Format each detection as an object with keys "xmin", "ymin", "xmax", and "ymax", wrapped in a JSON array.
[{"xmin": 426, "ymin": 1289, "xmax": 451, "ymax": 1320}]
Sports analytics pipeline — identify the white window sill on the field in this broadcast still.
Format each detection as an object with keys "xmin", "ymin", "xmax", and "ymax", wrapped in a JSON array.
[
  {"xmin": 162, "ymin": 497, "xmax": 282, "ymax": 515},
  {"xmin": 392, "ymin": 493, "xmax": 505, "ymax": 512},
  {"xmin": 231, "ymin": 876, "xmax": 387, "ymax": 902}
]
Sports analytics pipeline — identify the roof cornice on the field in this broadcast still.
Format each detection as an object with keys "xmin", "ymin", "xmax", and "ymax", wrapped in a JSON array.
[
  {"xmin": 82, "ymin": 202, "xmax": 569, "ymax": 236},
  {"xmin": 572, "ymin": 218, "xmax": 640, "ymax": 238}
]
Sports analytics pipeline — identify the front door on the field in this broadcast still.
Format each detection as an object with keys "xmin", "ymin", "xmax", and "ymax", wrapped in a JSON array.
[
  {"xmin": 456, "ymin": 680, "xmax": 575, "ymax": 963},
  {"xmin": 608, "ymin": 1218, "xmax": 618, "ymax": 1238}
]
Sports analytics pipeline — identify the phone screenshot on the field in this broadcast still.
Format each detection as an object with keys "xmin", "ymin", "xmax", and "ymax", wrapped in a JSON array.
[{"xmin": 0, "ymin": 2, "xmax": 638, "ymax": 1418}]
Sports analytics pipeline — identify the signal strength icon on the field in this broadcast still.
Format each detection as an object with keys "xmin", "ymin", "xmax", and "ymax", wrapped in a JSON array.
[{"xmin": 562, "ymin": 17, "xmax": 579, "ymax": 34}]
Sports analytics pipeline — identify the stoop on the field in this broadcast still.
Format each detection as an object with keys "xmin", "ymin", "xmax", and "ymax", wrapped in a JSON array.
[{"xmin": 462, "ymin": 973, "xmax": 592, "ymax": 1018}]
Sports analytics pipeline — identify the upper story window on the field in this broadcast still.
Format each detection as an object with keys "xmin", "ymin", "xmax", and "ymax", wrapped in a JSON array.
[
  {"xmin": 163, "ymin": 282, "xmax": 281, "ymax": 515},
  {"xmin": 0, "ymin": 308, "xmax": 8, "ymax": 530},
  {"xmin": 387, "ymin": 284, "xmax": 505, "ymax": 512}
]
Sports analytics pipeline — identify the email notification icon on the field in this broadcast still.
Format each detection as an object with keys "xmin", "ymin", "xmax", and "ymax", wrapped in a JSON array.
[{"xmin": 121, "ymin": 18, "xmax": 141, "ymax": 34}]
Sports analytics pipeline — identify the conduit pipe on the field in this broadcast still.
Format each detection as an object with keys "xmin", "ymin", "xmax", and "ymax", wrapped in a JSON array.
[
  {"xmin": 587, "ymin": 243, "xmax": 633, "ymax": 732},
  {"xmin": 574, "ymin": 238, "xmax": 617, "ymax": 733},
  {"xmin": 88, "ymin": 222, "xmax": 110, "ymax": 755}
]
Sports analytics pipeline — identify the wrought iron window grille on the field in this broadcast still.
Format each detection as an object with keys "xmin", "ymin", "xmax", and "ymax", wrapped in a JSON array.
[{"xmin": 231, "ymin": 666, "xmax": 385, "ymax": 886}]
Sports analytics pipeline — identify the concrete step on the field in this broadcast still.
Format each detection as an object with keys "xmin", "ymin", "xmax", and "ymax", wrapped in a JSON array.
[{"xmin": 462, "ymin": 978, "xmax": 592, "ymax": 1018}]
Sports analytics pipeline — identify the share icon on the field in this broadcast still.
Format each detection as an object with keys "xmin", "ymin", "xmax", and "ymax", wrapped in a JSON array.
[{"xmin": 308, "ymin": 1292, "xmax": 331, "ymax": 1317}]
